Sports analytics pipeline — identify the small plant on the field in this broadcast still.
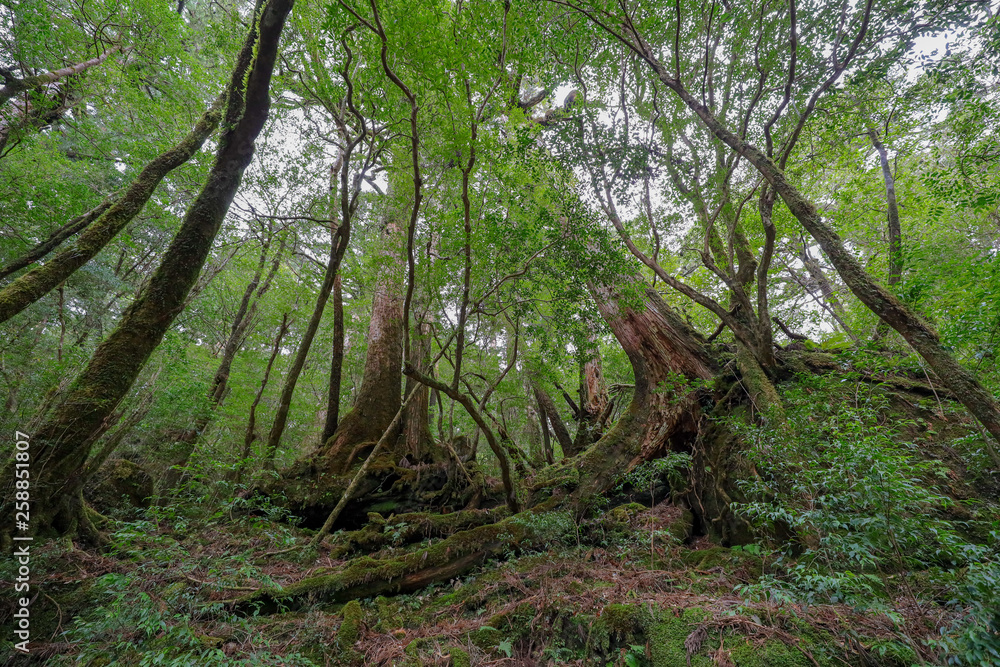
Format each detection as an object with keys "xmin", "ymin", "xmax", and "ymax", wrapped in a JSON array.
[
  {"xmin": 730, "ymin": 376, "xmax": 983, "ymax": 611},
  {"xmin": 929, "ymin": 546, "xmax": 1000, "ymax": 665}
]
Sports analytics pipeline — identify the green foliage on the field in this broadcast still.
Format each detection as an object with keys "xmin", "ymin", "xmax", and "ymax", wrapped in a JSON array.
[
  {"xmin": 929, "ymin": 555, "xmax": 1000, "ymax": 666},
  {"xmin": 619, "ymin": 452, "xmax": 693, "ymax": 495},
  {"xmin": 724, "ymin": 369, "xmax": 999, "ymax": 660},
  {"xmin": 51, "ymin": 572, "xmax": 315, "ymax": 666}
]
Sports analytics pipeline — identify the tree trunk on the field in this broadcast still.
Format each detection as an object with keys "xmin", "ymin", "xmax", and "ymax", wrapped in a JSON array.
[
  {"xmin": 307, "ymin": 202, "xmax": 406, "ymax": 475},
  {"xmin": 321, "ymin": 274, "xmax": 345, "ymax": 443},
  {"xmin": 565, "ymin": 279, "xmax": 716, "ymax": 499},
  {"xmin": 869, "ymin": 128, "xmax": 902, "ymax": 287},
  {"xmin": 0, "ymin": 0, "xmax": 294, "ymax": 543},
  {"xmin": 572, "ymin": 341, "xmax": 609, "ymax": 453},
  {"xmin": 263, "ymin": 227, "xmax": 345, "ymax": 463},
  {"xmin": 533, "ymin": 383, "xmax": 575, "ymax": 457},
  {"xmin": 402, "ymin": 315, "xmax": 435, "ymax": 460},
  {"xmin": 0, "ymin": 95, "xmax": 224, "ymax": 323},
  {"xmin": 236, "ymin": 311, "xmax": 293, "ymax": 486},
  {"xmin": 533, "ymin": 385, "xmax": 555, "ymax": 465}
]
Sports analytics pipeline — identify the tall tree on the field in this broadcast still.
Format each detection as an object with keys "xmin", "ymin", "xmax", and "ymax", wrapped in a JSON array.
[{"xmin": 1, "ymin": 0, "xmax": 295, "ymax": 543}]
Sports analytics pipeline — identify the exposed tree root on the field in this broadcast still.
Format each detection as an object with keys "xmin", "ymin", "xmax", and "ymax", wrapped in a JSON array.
[
  {"xmin": 327, "ymin": 507, "xmax": 508, "ymax": 558},
  {"xmin": 232, "ymin": 499, "xmax": 560, "ymax": 614}
]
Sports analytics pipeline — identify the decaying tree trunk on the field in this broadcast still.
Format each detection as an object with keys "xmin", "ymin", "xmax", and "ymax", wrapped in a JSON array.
[
  {"xmin": 0, "ymin": 0, "xmax": 294, "ymax": 544},
  {"xmin": 573, "ymin": 341, "xmax": 609, "ymax": 452},
  {"xmin": 562, "ymin": 280, "xmax": 716, "ymax": 501}
]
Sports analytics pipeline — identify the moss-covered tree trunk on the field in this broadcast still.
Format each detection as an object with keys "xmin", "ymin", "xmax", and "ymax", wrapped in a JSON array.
[
  {"xmin": 0, "ymin": 0, "xmax": 294, "ymax": 543},
  {"xmin": 0, "ymin": 96, "xmax": 224, "ymax": 324},
  {"xmin": 565, "ymin": 280, "xmax": 716, "ymax": 497}
]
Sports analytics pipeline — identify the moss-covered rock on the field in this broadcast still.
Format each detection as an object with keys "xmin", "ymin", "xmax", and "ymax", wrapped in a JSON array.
[
  {"xmin": 85, "ymin": 459, "xmax": 153, "ymax": 511},
  {"xmin": 339, "ymin": 599, "xmax": 363, "ymax": 646},
  {"xmin": 643, "ymin": 608, "xmax": 712, "ymax": 667},
  {"xmin": 446, "ymin": 646, "xmax": 471, "ymax": 667},
  {"xmin": 468, "ymin": 625, "xmax": 503, "ymax": 651}
]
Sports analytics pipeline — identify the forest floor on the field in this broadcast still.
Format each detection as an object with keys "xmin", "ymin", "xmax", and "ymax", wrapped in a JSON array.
[{"xmin": 1, "ymin": 496, "xmax": 977, "ymax": 666}]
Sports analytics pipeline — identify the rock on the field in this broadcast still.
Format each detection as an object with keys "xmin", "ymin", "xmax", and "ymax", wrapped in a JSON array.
[{"xmin": 85, "ymin": 459, "xmax": 154, "ymax": 511}]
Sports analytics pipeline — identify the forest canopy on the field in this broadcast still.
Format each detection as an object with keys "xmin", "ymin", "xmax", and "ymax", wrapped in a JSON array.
[{"xmin": 1, "ymin": 0, "xmax": 999, "ymax": 664}]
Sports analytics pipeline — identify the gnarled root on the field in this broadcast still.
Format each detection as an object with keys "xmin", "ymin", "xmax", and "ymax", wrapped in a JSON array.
[{"xmin": 232, "ymin": 499, "xmax": 560, "ymax": 614}]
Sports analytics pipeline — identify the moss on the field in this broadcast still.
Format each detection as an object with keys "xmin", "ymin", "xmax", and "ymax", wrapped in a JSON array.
[
  {"xmin": 367, "ymin": 500, "xmax": 400, "ymax": 514},
  {"xmin": 85, "ymin": 459, "xmax": 154, "ymax": 511},
  {"xmin": 235, "ymin": 501, "xmax": 559, "ymax": 613},
  {"xmin": 447, "ymin": 646, "xmax": 471, "ymax": 667},
  {"xmin": 681, "ymin": 546, "xmax": 763, "ymax": 576},
  {"xmin": 469, "ymin": 625, "xmax": 503, "ymax": 650},
  {"xmin": 600, "ymin": 603, "xmax": 641, "ymax": 634},
  {"xmin": 728, "ymin": 639, "xmax": 812, "ymax": 667},
  {"xmin": 643, "ymin": 608, "xmax": 712, "ymax": 667},
  {"xmin": 339, "ymin": 599, "xmax": 363, "ymax": 646},
  {"xmin": 608, "ymin": 502, "xmax": 646, "ymax": 523}
]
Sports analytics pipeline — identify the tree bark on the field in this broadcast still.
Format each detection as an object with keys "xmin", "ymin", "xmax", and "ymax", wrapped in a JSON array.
[
  {"xmin": 309, "ymin": 202, "xmax": 406, "ymax": 475},
  {"xmin": 0, "ymin": 95, "xmax": 224, "ymax": 324},
  {"xmin": 572, "ymin": 341, "xmax": 609, "ymax": 453},
  {"xmin": 0, "ymin": 0, "xmax": 294, "ymax": 542},
  {"xmin": 869, "ymin": 128, "xmax": 902, "ymax": 286},
  {"xmin": 564, "ymin": 279, "xmax": 716, "ymax": 501},
  {"xmin": 533, "ymin": 383, "xmax": 575, "ymax": 457},
  {"xmin": 533, "ymin": 385, "xmax": 555, "ymax": 465},
  {"xmin": 321, "ymin": 274, "xmax": 345, "ymax": 443},
  {"xmin": 402, "ymin": 315, "xmax": 435, "ymax": 460}
]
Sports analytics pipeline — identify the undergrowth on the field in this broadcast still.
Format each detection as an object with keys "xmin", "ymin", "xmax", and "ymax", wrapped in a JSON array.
[{"xmin": 728, "ymin": 362, "xmax": 1000, "ymax": 665}]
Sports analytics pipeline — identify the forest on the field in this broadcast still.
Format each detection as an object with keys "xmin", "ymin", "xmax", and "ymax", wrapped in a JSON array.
[{"xmin": 1, "ymin": 0, "xmax": 999, "ymax": 663}]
